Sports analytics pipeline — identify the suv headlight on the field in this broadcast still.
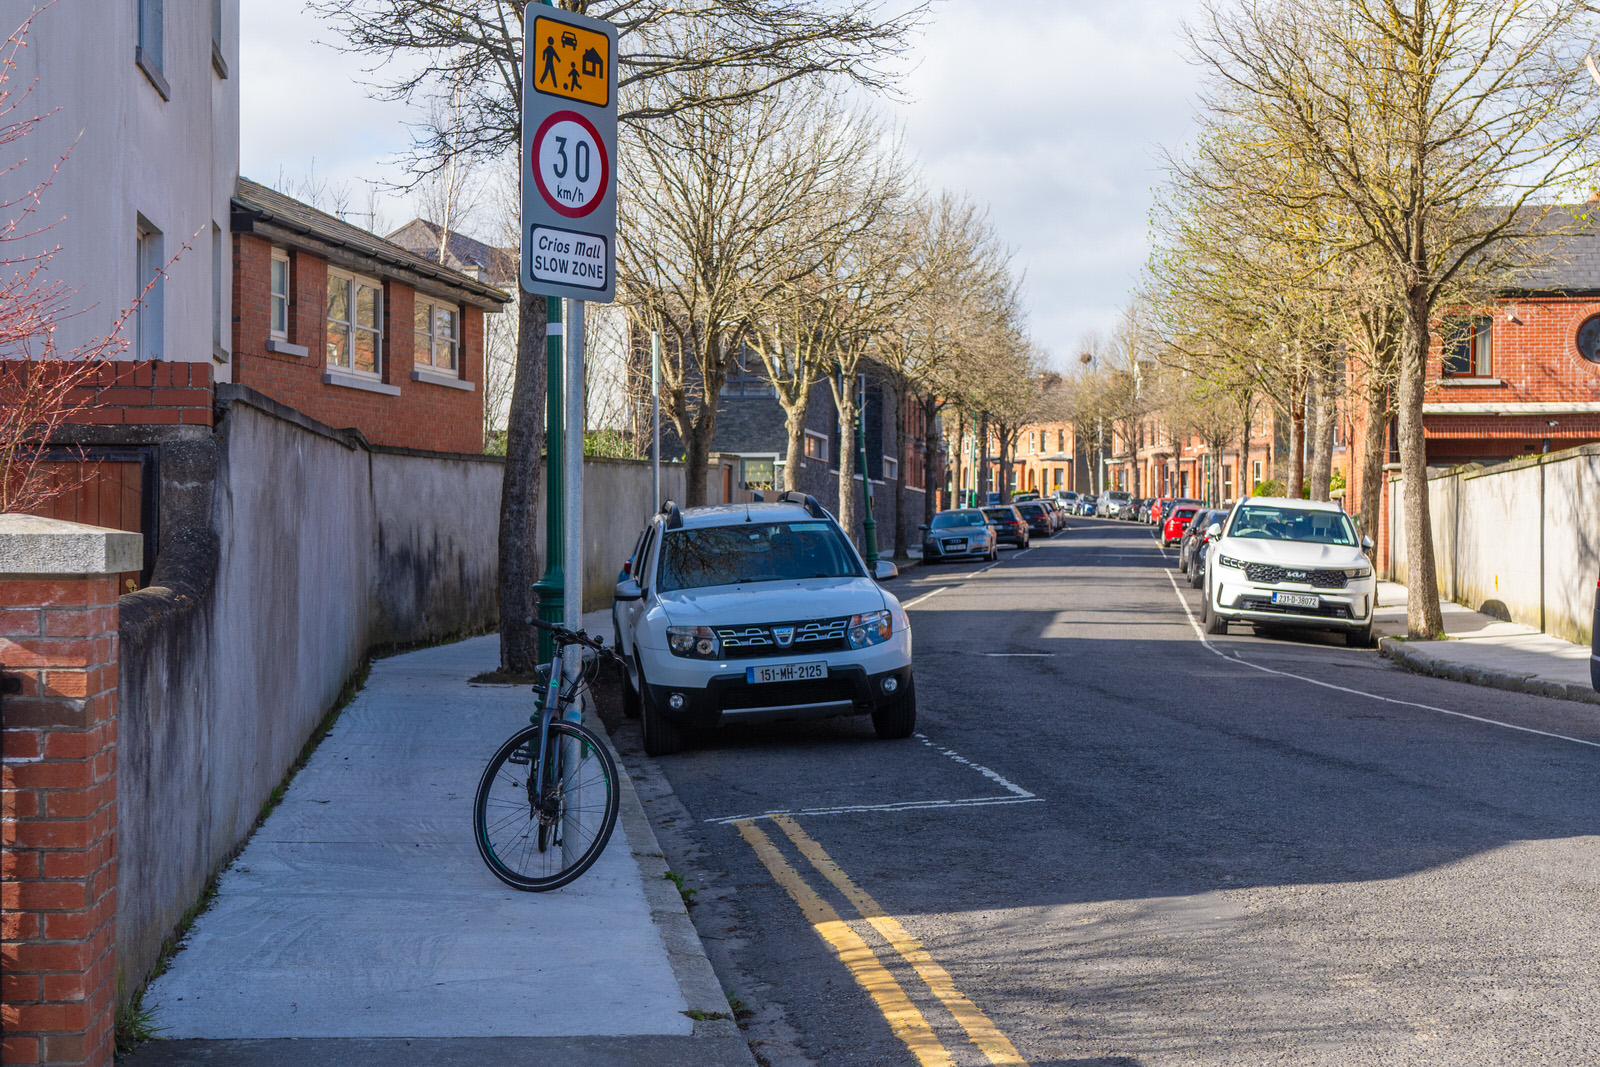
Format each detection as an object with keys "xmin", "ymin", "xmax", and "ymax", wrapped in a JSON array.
[
  {"xmin": 1216, "ymin": 554, "xmax": 1247, "ymax": 571},
  {"xmin": 1345, "ymin": 564, "xmax": 1373, "ymax": 579},
  {"xmin": 847, "ymin": 609, "xmax": 892, "ymax": 649},
  {"xmin": 666, "ymin": 625, "xmax": 720, "ymax": 659}
]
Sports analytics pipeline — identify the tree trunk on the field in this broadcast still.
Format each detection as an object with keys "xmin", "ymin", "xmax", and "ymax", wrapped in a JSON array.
[
  {"xmin": 497, "ymin": 290, "xmax": 548, "ymax": 674},
  {"xmin": 834, "ymin": 388, "xmax": 859, "ymax": 545},
  {"xmin": 1286, "ymin": 375, "xmax": 1305, "ymax": 499},
  {"xmin": 1399, "ymin": 296, "xmax": 1445, "ymax": 638},
  {"xmin": 888, "ymin": 376, "xmax": 908, "ymax": 558},
  {"xmin": 977, "ymin": 411, "xmax": 990, "ymax": 500},
  {"xmin": 782, "ymin": 401, "xmax": 809, "ymax": 492},
  {"xmin": 683, "ymin": 416, "xmax": 713, "ymax": 507},
  {"xmin": 1240, "ymin": 396, "xmax": 1254, "ymax": 498},
  {"xmin": 1358, "ymin": 380, "xmax": 1390, "ymax": 544},
  {"xmin": 1307, "ymin": 356, "xmax": 1336, "ymax": 502},
  {"xmin": 921, "ymin": 394, "xmax": 941, "ymax": 522}
]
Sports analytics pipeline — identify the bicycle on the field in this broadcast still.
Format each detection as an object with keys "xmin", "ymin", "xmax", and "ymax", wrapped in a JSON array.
[{"xmin": 473, "ymin": 618, "xmax": 622, "ymax": 891}]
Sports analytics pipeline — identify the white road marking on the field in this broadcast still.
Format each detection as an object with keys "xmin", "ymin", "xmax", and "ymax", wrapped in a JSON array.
[
  {"xmin": 705, "ymin": 734, "xmax": 1042, "ymax": 824},
  {"xmin": 903, "ymin": 587, "xmax": 949, "ymax": 609},
  {"xmin": 1164, "ymin": 571, "xmax": 1600, "ymax": 751},
  {"xmin": 982, "ymin": 653, "xmax": 1054, "ymax": 658}
]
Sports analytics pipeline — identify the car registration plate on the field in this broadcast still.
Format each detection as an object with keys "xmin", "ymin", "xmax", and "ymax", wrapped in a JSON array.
[
  {"xmin": 943, "ymin": 538, "xmax": 966, "ymax": 550},
  {"xmin": 747, "ymin": 661, "xmax": 828, "ymax": 684},
  {"xmin": 1272, "ymin": 592, "xmax": 1321, "ymax": 609}
]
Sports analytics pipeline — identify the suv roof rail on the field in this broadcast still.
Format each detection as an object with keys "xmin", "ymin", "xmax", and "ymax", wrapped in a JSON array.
[
  {"xmin": 660, "ymin": 500, "xmax": 683, "ymax": 530},
  {"xmin": 775, "ymin": 490, "xmax": 829, "ymax": 520}
]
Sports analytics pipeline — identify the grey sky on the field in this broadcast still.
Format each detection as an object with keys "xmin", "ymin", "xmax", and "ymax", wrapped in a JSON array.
[{"xmin": 240, "ymin": 0, "xmax": 1206, "ymax": 368}]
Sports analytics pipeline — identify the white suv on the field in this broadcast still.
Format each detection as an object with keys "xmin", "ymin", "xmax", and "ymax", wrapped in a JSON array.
[
  {"xmin": 1202, "ymin": 497, "xmax": 1377, "ymax": 646},
  {"xmin": 612, "ymin": 493, "xmax": 915, "ymax": 755}
]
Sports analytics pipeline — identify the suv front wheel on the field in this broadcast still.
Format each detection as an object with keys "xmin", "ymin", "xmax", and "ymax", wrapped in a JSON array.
[
  {"xmin": 871, "ymin": 676, "xmax": 917, "ymax": 739},
  {"xmin": 637, "ymin": 660, "xmax": 686, "ymax": 756}
]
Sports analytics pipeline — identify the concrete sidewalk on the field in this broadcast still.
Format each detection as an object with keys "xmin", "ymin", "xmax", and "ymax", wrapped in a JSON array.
[
  {"xmin": 1373, "ymin": 580, "xmax": 1599, "ymax": 707},
  {"xmin": 122, "ymin": 625, "xmax": 754, "ymax": 1067}
]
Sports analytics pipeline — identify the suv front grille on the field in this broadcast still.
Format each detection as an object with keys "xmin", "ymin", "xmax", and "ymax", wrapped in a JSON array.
[
  {"xmin": 1244, "ymin": 563, "xmax": 1347, "ymax": 589},
  {"xmin": 714, "ymin": 617, "xmax": 850, "ymax": 658}
]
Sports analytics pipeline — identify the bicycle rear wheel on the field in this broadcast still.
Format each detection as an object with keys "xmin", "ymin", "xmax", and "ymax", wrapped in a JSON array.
[{"xmin": 474, "ymin": 720, "xmax": 620, "ymax": 891}]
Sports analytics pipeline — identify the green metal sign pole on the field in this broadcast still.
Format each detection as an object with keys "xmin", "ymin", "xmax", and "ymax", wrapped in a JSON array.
[{"xmin": 533, "ymin": 294, "xmax": 564, "ymax": 662}]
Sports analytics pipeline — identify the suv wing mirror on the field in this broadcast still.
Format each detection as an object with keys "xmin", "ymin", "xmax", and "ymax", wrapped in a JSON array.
[
  {"xmin": 614, "ymin": 577, "xmax": 643, "ymax": 602},
  {"xmin": 872, "ymin": 559, "xmax": 899, "ymax": 582},
  {"xmin": 1207, "ymin": 522, "xmax": 1223, "ymax": 539},
  {"xmin": 1362, "ymin": 535, "xmax": 1375, "ymax": 552}
]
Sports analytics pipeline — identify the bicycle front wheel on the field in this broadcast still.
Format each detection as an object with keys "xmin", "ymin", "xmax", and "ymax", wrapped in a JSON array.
[{"xmin": 474, "ymin": 720, "xmax": 620, "ymax": 891}]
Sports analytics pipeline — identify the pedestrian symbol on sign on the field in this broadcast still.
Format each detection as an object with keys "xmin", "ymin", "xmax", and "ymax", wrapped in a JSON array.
[{"xmin": 531, "ymin": 16, "xmax": 610, "ymax": 108}]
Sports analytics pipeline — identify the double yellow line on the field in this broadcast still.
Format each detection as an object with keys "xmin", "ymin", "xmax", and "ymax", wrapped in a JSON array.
[{"xmin": 734, "ymin": 814, "xmax": 1028, "ymax": 1067}]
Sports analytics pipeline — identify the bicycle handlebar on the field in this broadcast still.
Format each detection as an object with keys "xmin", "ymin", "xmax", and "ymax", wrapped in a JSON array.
[{"xmin": 524, "ymin": 616, "xmax": 622, "ymax": 660}]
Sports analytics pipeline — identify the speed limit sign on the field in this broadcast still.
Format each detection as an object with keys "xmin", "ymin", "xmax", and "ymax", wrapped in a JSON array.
[
  {"xmin": 531, "ymin": 112, "xmax": 610, "ymax": 219},
  {"xmin": 521, "ymin": 9, "xmax": 617, "ymax": 300}
]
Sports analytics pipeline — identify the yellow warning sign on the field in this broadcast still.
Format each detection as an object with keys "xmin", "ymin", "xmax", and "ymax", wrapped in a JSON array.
[{"xmin": 532, "ymin": 16, "xmax": 610, "ymax": 108}]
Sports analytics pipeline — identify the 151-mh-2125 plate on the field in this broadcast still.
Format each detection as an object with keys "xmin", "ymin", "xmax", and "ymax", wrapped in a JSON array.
[
  {"xmin": 747, "ymin": 661, "xmax": 828, "ymax": 684},
  {"xmin": 1270, "ymin": 592, "xmax": 1320, "ymax": 609}
]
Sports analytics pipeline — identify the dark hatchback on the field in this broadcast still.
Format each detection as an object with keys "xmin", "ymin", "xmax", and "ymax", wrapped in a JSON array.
[
  {"xmin": 982, "ymin": 505, "xmax": 1030, "ymax": 549},
  {"xmin": 1016, "ymin": 501, "xmax": 1054, "ymax": 538}
]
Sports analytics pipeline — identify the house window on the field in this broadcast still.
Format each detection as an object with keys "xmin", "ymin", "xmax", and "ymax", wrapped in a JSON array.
[
  {"xmin": 1252, "ymin": 459, "xmax": 1263, "ymax": 488},
  {"xmin": 136, "ymin": 219, "xmax": 164, "ymax": 360},
  {"xmin": 720, "ymin": 344, "xmax": 774, "ymax": 396},
  {"xmin": 883, "ymin": 456, "xmax": 899, "ymax": 481},
  {"xmin": 270, "ymin": 249, "xmax": 290, "ymax": 338},
  {"xmin": 1578, "ymin": 315, "xmax": 1600, "ymax": 364},
  {"xmin": 741, "ymin": 457, "xmax": 775, "ymax": 491},
  {"xmin": 1443, "ymin": 316, "xmax": 1492, "ymax": 377},
  {"xmin": 327, "ymin": 270, "xmax": 383, "ymax": 375},
  {"xmin": 414, "ymin": 298, "xmax": 460, "ymax": 372},
  {"xmin": 803, "ymin": 431, "xmax": 827, "ymax": 462},
  {"xmin": 136, "ymin": 0, "xmax": 168, "ymax": 97},
  {"xmin": 211, "ymin": 0, "xmax": 229, "ymax": 77}
]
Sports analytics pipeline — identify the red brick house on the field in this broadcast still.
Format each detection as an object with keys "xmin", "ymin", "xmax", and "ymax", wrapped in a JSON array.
[{"xmin": 230, "ymin": 179, "xmax": 510, "ymax": 453}]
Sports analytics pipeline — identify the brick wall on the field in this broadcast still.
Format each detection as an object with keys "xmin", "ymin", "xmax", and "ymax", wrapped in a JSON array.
[
  {"xmin": 2, "ymin": 360, "xmax": 214, "ymax": 430},
  {"xmin": 1, "ymin": 519, "xmax": 140, "ymax": 1067},
  {"xmin": 231, "ymin": 233, "xmax": 488, "ymax": 454}
]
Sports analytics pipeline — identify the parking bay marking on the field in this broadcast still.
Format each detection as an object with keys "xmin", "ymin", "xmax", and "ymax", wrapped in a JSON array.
[
  {"xmin": 1165, "ymin": 570, "xmax": 1600, "ymax": 751},
  {"xmin": 734, "ymin": 816, "xmax": 1029, "ymax": 1067},
  {"xmin": 706, "ymin": 733, "xmax": 1042, "ymax": 826}
]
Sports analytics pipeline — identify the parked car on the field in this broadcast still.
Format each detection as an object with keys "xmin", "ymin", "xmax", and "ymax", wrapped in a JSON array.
[
  {"xmin": 1202, "ymin": 497, "xmax": 1377, "ymax": 647},
  {"xmin": 981, "ymin": 505, "xmax": 1030, "ymax": 549},
  {"xmin": 1152, "ymin": 497, "xmax": 1200, "ymax": 530},
  {"xmin": 1053, "ymin": 489, "xmax": 1080, "ymax": 511},
  {"xmin": 1097, "ymin": 490, "xmax": 1134, "ymax": 519},
  {"xmin": 1013, "ymin": 491, "xmax": 1041, "ymax": 503},
  {"xmin": 612, "ymin": 492, "xmax": 914, "ymax": 756},
  {"xmin": 1016, "ymin": 501, "xmax": 1054, "ymax": 538},
  {"xmin": 1186, "ymin": 509, "xmax": 1230, "ymax": 588},
  {"xmin": 1043, "ymin": 498, "xmax": 1068, "ymax": 530},
  {"xmin": 1161, "ymin": 505, "xmax": 1200, "ymax": 547},
  {"xmin": 1076, "ymin": 494, "xmax": 1098, "ymax": 516},
  {"xmin": 1177, "ymin": 509, "xmax": 1218, "ymax": 572},
  {"xmin": 921, "ymin": 508, "xmax": 998, "ymax": 563}
]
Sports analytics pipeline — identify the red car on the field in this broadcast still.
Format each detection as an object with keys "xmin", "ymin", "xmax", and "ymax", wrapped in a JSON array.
[{"xmin": 1161, "ymin": 505, "xmax": 1199, "ymax": 547}]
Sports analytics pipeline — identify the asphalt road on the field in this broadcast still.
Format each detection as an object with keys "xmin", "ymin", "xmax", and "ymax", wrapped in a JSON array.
[{"xmin": 602, "ymin": 517, "xmax": 1600, "ymax": 1067}]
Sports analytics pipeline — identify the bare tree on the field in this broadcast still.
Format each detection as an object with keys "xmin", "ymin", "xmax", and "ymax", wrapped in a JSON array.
[
  {"xmin": 309, "ymin": 0, "xmax": 930, "ymax": 671},
  {"xmin": 1187, "ymin": 0, "xmax": 1600, "ymax": 637}
]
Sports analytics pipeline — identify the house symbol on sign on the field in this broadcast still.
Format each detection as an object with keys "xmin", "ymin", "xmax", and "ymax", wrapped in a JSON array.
[{"xmin": 583, "ymin": 47, "xmax": 603, "ymax": 78}]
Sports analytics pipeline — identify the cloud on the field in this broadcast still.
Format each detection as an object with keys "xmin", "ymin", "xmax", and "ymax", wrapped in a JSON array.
[{"xmin": 887, "ymin": 0, "xmax": 1204, "ymax": 365}]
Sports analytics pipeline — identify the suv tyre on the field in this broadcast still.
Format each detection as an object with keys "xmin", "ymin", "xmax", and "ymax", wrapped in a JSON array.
[
  {"xmin": 871, "ymin": 676, "xmax": 917, "ymax": 739},
  {"xmin": 637, "ymin": 661, "xmax": 685, "ymax": 756},
  {"xmin": 1203, "ymin": 592, "xmax": 1228, "ymax": 635}
]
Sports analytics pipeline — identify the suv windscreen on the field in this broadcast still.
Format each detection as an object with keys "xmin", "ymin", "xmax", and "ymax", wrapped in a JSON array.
[
  {"xmin": 657, "ymin": 521, "xmax": 863, "ymax": 592},
  {"xmin": 931, "ymin": 511, "xmax": 985, "ymax": 529},
  {"xmin": 981, "ymin": 508, "xmax": 1016, "ymax": 524},
  {"xmin": 1227, "ymin": 504, "xmax": 1357, "ymax": 546}
]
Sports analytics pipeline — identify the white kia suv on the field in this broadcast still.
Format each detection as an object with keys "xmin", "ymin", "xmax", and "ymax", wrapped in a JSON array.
[
  {"xmin": 612, "ymin": 493, "xmax": 915, "ymax": 755},
  {"xmin": 1202, "ymin": 497, "xmax": 1377, "ymax": 647}
]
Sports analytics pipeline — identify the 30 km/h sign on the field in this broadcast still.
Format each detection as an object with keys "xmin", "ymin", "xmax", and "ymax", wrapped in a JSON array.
[{"xmin": 521, "ymin": 8, "xmax": 617, "ymax": 301}]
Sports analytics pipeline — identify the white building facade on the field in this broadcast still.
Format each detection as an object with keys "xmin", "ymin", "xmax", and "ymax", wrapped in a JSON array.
[{"xmin": 7, "ymin": 0, "xmax": 239, "ymax": 374}]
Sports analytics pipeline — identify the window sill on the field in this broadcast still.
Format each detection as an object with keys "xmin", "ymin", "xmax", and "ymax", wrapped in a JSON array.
[
  {"xmin": 412, "ymin": 367, "xmax": 475, "ymax": 392},
  {"xmin": 135, "ymin": 47, "xmax": 170, "ymax": 100},
  {"xmin": 267, "ymin": 338, "xmax": 309, "ymax": 358},
  {"xmin": 324, "ymin": 370, "xmax": 401, "ymax": 396},
  {"xmin": 213, "ymin": 344, "xmax": 231, "ymax": 365},
  {"xmin": 1439, "ymin": 376, "xmax": 1504, "ymax": 387}
]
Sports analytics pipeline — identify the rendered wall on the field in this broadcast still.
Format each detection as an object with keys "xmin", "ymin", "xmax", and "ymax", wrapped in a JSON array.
[
  {"xmin": 114, "ymin": 393, "xmax": 677, "ymax": 991},
  {"xmin": 1387, "ymin": 443, "xmax": 1600, "ymax": 645}
]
